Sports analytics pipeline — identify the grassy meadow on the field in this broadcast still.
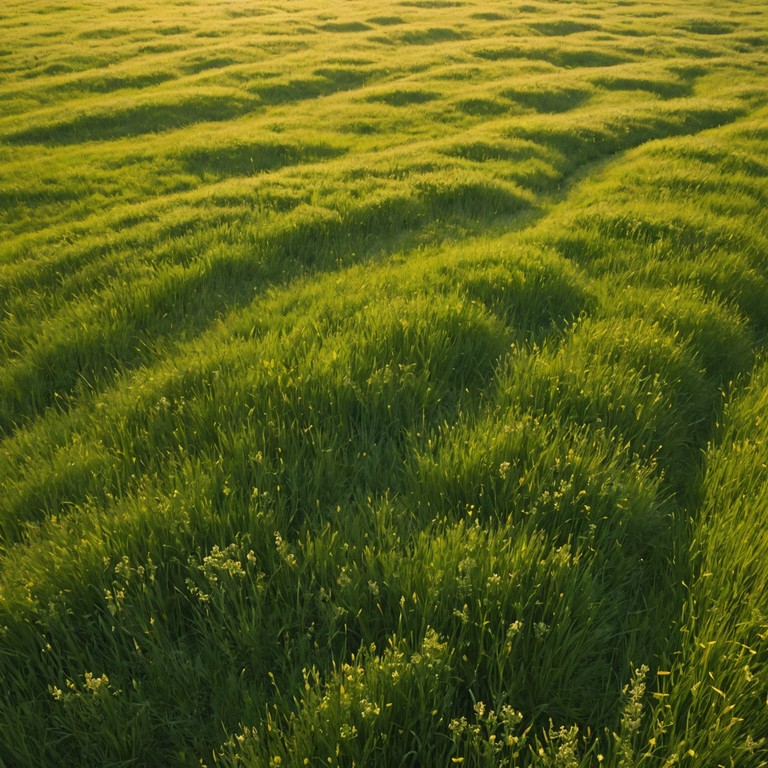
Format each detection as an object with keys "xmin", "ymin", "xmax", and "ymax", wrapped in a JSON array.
[{"xmin": 1, "ymin": 0, "xmax": 768, "ymax": 764}]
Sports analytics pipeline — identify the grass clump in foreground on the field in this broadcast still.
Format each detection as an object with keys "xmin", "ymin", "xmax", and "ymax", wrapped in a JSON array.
[{"xmin": 1, "ymin": 0, "xmax": 767, "ymax": 765}]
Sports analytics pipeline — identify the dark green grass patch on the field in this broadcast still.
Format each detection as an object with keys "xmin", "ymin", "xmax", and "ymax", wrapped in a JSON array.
[
  {"xmin": 318, "ymin": 21, "xmax": 372, "ymax": 32},
  {"xmin": 529, "ymin": 20, "xmax": 599, "ymax": 36},
  {"xmin": 250, "ymin": 73, "xmax": 370, "ymax": 105},
  {"xmin": 400, "ymin": 0, "xmax": 465, "ymax": 7},
  {"xmin": 471, "ymin": 12, "xmax": 507, "ymax": 21},
  {"xmin": 679, "ymin": 18, "xmax": 737, "ymax": 36},
  {"xmin": 397, "ymin": 27, "xmax": 467, "ymax": 44},
  {"xmin": 177, "ymin": 139, "xmax": 346, "ymax": 179},
  {"xmin": 367, "ymin": 15, "xmax": 405, "ymax": 26},
  {"xmin": 473, "ymin": 44, "xmax": 631, "ymax": 68},
  {"xmin": 591, "ymin": 72, "xmax": 691, "ymax": 99},
  {"xmin": 181, "ymin": 56, "xmax": 239, "ymax": 74},
  {"xmin": 69, "ymin": 71, "xmax": 178, "ymax": 93},
  {"xmin": 456, "ymin": 97, "xmax": 508, "ymax": 115},
  {"xmin": 365, "ymin": 88, "xmax": 439, "ymax": 106},
  {"xmin": 501, "ymin": 84, "xmax": 592, "ymax": 113},
  {"xmin": 5, "ymin": 94, "xmax": 257, "ymax": 145}
]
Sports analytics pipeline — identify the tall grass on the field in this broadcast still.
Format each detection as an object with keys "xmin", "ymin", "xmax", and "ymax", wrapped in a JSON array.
[{"xmin": 1, "ymin": 0, "xmax": 768, "ymax": 765}]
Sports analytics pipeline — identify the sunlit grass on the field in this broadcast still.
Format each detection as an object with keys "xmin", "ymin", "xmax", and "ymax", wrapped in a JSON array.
[{"xmin": 1, "ymin": 0, "xmax": 767, "ymax": 765}]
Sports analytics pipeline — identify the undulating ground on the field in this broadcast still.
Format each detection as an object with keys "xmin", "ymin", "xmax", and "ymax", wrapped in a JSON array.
[{"xmin": 1, "ymin": 0, "xmax": 767, "ymax": 765}]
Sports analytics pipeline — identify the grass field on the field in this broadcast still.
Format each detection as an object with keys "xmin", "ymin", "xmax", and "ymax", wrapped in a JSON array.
[{"xmin": 1, "ymin": 0, "xmax": 768, "ymax": 764}]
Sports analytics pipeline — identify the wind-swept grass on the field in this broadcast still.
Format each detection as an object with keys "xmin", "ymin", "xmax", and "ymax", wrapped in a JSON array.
[{"xmin": 1, "ymin": 0, "xmax": 768, "ymax": 765}]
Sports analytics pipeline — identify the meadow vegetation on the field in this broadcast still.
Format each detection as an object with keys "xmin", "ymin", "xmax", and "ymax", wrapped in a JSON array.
[{"xmin": 1, "ymin": 0, "xmax": 767, "ymax": 764}]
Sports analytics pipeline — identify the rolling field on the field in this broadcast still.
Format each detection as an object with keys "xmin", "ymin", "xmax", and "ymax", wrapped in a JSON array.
[{"xmin": 1, "ymin": 0, "xmax": 768, "ymax": 764}]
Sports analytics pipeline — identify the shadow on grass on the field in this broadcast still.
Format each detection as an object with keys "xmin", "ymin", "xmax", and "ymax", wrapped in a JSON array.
[
  {"xmin": 177, "ymin": 139, "xmax": 346, "ymax": 179},
  {"xmin": 474, "ymin": 45, "xmax": 631, "ymax": 67},
  {"xmin": 501, "ymin": 85, "xmax": 592, "ymax": 113},
  {"xmin": 456, "ymin": 97, "xmax": 508, "ymax": 116},
  {"xmin": 6, "ymin": 94, "xmax": 257, "ymax": 145},
  {"xmin": 0, "ymin": 178, "xmax": 529, "ymax": 436},
  {"xmin": 529, "ymin": 20, "xmax": 599, "ymax": 35},
  {"xmin": 366, "ymin": 88, "xmax": 439, "ymax": 106}
]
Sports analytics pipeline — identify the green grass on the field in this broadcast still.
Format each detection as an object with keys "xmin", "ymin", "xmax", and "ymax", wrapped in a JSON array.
[{"xmin": 1, "ymin": 0, "xmax": 767, "ymax": 765}]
